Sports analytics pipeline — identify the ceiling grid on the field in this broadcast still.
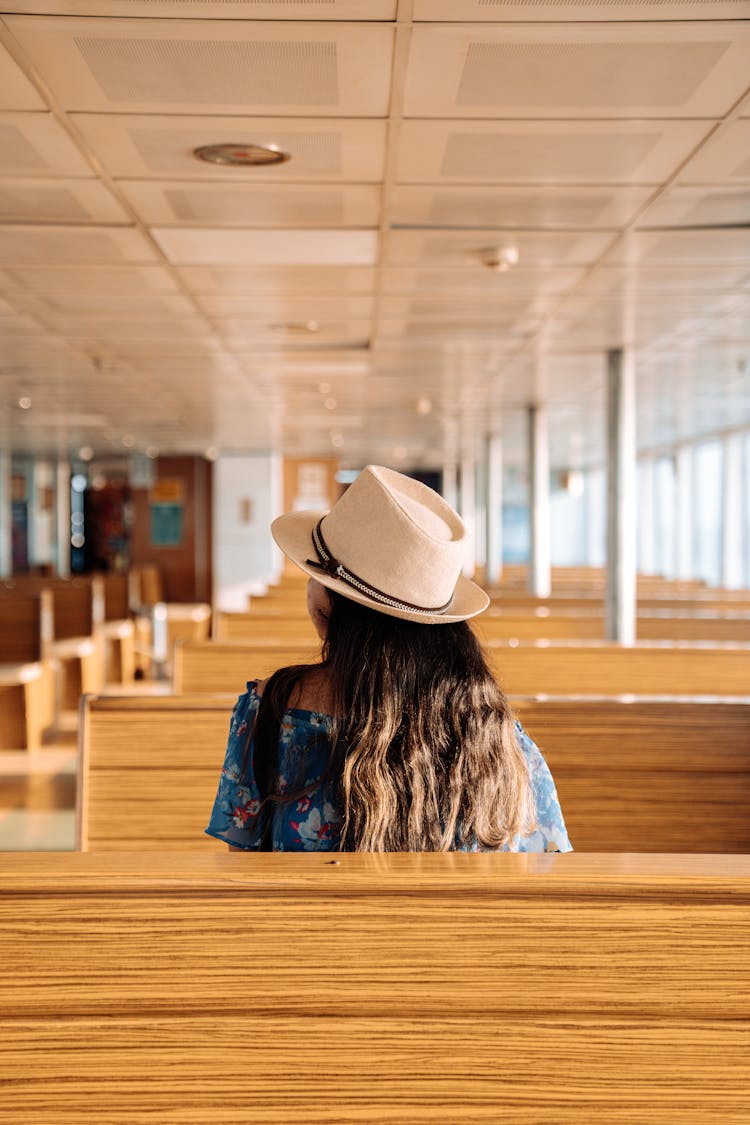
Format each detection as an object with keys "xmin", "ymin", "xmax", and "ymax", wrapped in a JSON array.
[{"xmin": 0, "ymin": 0, "xmax": 747, "ymax": 467}]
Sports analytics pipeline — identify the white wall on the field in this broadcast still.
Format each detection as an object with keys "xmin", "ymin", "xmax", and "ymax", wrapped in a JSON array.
[{"xmin": 212, "ymin": 453, "xmax": 283, "ymax": 611}]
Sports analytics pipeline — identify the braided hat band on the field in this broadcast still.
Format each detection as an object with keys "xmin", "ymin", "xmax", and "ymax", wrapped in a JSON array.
[{"xmin": 306, "ymin": 519, "xmax": 453, "ymax": 617}]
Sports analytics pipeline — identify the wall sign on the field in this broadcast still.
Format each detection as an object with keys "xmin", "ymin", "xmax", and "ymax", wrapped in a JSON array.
[{"xmin": 149, "ymin": 479, "xmax": 184, "ymax": 547}]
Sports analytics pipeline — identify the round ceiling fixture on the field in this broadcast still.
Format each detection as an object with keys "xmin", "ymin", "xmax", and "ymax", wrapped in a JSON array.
[
  {"xmin": 479, "ymin": 245, "xmax": 520, "ymax": 273},
  {"xmin": 193, "ymin": 142, "xmax": 290, "ymax": 167}
]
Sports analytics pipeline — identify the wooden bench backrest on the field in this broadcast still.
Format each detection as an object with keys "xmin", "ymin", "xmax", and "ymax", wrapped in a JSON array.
[
  {"xmin": 3, "ymin": 576, "xmax": 98, "ymax": 640},
  {"xmin": 214, "ymin": 611, "xmax": 319, "ymax": 644},
  {"xmin": 488, "ymin": 641, "xmax": 750, "ymax": 696},
  {"xmin": 102, "ymin": 573, "xmax": 130, "ymax": 621},
  {"xmin": 477, "ymin": 614, "xmax": 750, "ymax": 643},
  {"xmin": 0, "ymin": 589, "xmax": 51, "ymax": 663},
  {"xmin": 129, "ymin": 564, "xmax": 163, "ymax": 608},
  {"xmin": 2, "ymin": 851, "xmax": 747, "ymax": 1122},
  {"xmin": 79, "ymin": 695, "xmax": 232, "ymax": 851},
  {"xmin": 174, "ymin": 638, "xmax": 750, "ymax": 698},
  {"xmin": 79, "ymin": 694, "xmax": 750, "ymax": 853},
  {"xmin": 174, "ymin": 641, "xmax": 320, "ymax": 693},
  {"xmin": 516, "ymin": 698, "xmax": 750, "ymax": 852},
  {"xmin": 488, "ymin": 595, "xmax": 750, "ymax": 613}
]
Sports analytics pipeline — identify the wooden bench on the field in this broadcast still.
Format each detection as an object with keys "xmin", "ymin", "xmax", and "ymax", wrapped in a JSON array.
[
  {"xmin": 0, "ymin": 589, "xmax": 55, "ymax": 749},
  {"xmin": 98, "ymin": 573, "xmax": 135, "ymax": 685},
  {"xmin": 78, "ymin": 694, "xmax": 750, "ymax": 852},
  {"xmin": 476, "ymin": 614, "xmax": 750, "ymax": 643},
  {"xmin": 0, "ymin": 851, "xmax": 746, "ymax": 1124},
  {"xmin": 173, "ymin": 640, "xmax": 320, "ymax": 694},
  {"xmin": 173, "ymin": 638, "xmax": 750, "ymax": 699},
  {"xmin": 487, "ymin": 641, "xmax": 750, "ymax": 697},
  {"xmin": 214, "ymin": 610, "xmax": 319, "ymax": 644},
  {"xmin": 515, "ymin": 698, "xmax": 750, "ymax": 851},
  {"xmin": 3, "ymin": 576, "xmax": 105, "ymax": 710}
]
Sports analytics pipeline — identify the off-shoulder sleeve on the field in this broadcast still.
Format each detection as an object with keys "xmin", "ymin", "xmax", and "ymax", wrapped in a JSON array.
[
  {"xmin": 513, "ymin": 720, "xmax": 574, "ymax": 853},
  {"xmin": 204, "ymin": 686, "xmax": 265, "ymax": 849}
]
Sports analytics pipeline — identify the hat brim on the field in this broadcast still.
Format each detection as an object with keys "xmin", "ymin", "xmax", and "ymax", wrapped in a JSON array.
[{"xmin": 271, "ymin": 510, "xmax": 489, "ymax": 625}]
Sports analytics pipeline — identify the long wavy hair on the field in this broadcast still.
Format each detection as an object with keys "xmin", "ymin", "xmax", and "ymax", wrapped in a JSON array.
[{"xmin": 250, "ymin": 590, "xmax": 537, "ymax": 851}]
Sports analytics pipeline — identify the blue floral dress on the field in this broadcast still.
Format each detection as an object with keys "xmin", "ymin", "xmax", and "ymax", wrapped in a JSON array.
[{"xmin": 205, "ymin": 681, "xmax": 573, "ymax": 853}]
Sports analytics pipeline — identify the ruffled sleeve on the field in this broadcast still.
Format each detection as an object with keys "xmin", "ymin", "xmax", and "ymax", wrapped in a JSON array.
[
  {"xmin": 204, "ymin": 684, "xmax": 265, "ymax": 850},
  {"xmin": 513, "ymin": 720, "xmax": 574, "ymax": 853}
]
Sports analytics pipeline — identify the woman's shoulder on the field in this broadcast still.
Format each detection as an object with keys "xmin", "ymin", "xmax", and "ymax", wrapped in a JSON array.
[
  {"xmin": 243, "ymin": 670, "xmax": 334, "ymax": 722},
  {"xmin": 283, "ymin": 666, "xmax": 335, "ymax": 719}
]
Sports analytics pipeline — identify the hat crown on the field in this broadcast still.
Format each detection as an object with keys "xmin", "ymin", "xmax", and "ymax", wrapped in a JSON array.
[{"xmin": 321, "ymin": 465, "xmax": 466, "ymax": 611}]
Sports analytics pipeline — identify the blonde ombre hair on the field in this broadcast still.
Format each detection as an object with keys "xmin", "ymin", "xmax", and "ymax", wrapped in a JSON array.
[{"xmin": 251, "ymin": 592, "xmax": 537, "ymax": 852}]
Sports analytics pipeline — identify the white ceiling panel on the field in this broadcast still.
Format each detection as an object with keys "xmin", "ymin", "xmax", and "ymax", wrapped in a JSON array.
[
  {"xmin": 0, "ymin": 40, "xmax": 45, "ymax": 109},
  {"xmin": 384, "ymin": 229, "xmax": 613, "ymax": 267},
  {"xmin": 414, "ymin": 1, "xmax": 750, "ymax": 20},
  {"xmin": 30, "ymin": 293, "xmax": 198, "ymax": 318},
  {"xmin": 380, "ymin": 266, "xmax": 583, "ymax": 296},
  {"xmin": 377, "ymin": 319, "xmax": 537, "ymax": 342},
  {"xmin": 176, "ymin": 265, "xmax": 376, "ymax": 294},
  {"xmin": 152, "ymin": 227, "xmax": 378, "ymax": 265},
  {"xmin": 605, "ymin": 228, "xmax": 750, "ymax": 265},
  {"xmin": 71, "ymin": 114, "xmax": 387, "ymax": 181},
  {"xmin": 403, "ymin": 23, "xmax": 750, "ymax": 119},
  {"xmin": 0, "ymin": 178, "xmax": 128, "ymax": 223},
  {"xmin": 196, "ymin": 295, "xmax": 374, "ymax": 319},
  {"xmin": 396, "ymin": 119, "xmax": 711, "ymax": 185},
  {"xmin": 574, "ymin": 264, "xmax": 748, "ymax": 296},
  {"xmin": 0, "ymin": 225, "xmax": 159, "ymax": 264},
  {"xmin": 50, "ymin": 316, "xmax": 215, "ymax": 338},
  {"xmin": 5, "ymin": 16, "xmax": 394, "ymax": 115},
  {"xmin": 215, "ymin": 319, "xmax": 372, "ymax": 346},
  {"xmin": 0, "ymin": 264, "xmax": 180, "ymax": 297},
  {"xmin": 390, "ymin": 185, "xmax": 652, "ymax": 230},
  {"xmin": 678, "ymin": 121, "xmax": 750, "ymax": 183},
  {"xmin": 4, "ymin": 1, "xmax": 396, "ymax": 15},
  {"xmin": 0, "ymin": 112, "xmax": 94, "ymax": 177},
  {"xmin": 638, "ymin": 185, "xmax": 750, "ymax": 228},
  {"xmin": 379, "ymin": 294, "xmax": 552, "ymax": 321},
  {"xmin": 118, "ymin": 181, "xmax": 381, "ymax": 227}
]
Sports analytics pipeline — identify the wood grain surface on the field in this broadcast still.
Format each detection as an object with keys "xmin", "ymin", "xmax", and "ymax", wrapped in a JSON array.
[
  {"xmin": 78, "ymin": 695, "xmax": 750, "ymax": 852},
  {"xmin": 0, "ymin": 852, "xmax": 747, "ymax": 1124},
  {"xmin": 173, "ymin": 638, "xmax": 750, "ymax": 698}
]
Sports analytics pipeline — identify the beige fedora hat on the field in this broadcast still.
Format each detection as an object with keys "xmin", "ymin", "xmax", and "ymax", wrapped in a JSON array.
[{"xmin": 271, "ymin": 465, "xmax": 489, "ymax": 624}]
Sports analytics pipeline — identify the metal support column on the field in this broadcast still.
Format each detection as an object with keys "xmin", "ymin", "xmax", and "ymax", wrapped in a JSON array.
[
  {"xmin": 675, "ymin": 445, "xmax": 694, "ymax": 582},
  {"xmin": 459, "ymin": 457, "xmax": 476, "ymax": 578},
  {"xmin": 0, "ymin": 447, "xmax": 10, "ymax": 577},
  {"xmin": 55, "ymin": 460, "xmax": 71, "ymax": 577},
  {"xmin": 442, "ymin": 461, "xmax": 458, "ymax": 510},
  {"xmin": 485, "ymin": 434, "xmax": 503, "ymax": 588},
  {"xmin": 605, "ymin": 348, "xmax": 636, "ymax": 645},
  {"xmin": 528, "ymin": 405, "xmax": 550, "ymax": 597},
  {"xmin": 721, "ymin": 433, "xmax": 743, "ymax": 589},
  {"xmin": 637, "ymin": 456, "xmax": 656, "ymax": 576}
]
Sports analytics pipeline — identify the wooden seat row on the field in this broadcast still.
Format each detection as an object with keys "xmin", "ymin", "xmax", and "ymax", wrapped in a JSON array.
[
  {"xmin": 77, "ymin": 693, "xmax": 750, "ymax": 853},
  {"xmin": 219, "ymin": 606, "xmax": 750, "ymax": 644},
  {"xmin": 1, "ymin": 850, "xmax": 746, "ymax": 1123},
  {"xmin": 0, "ymin": 574, "xmax": 139, "ymax": 748},
  {"xmin": 173, "ymin": 638, "xmax": 750, "ymax": 699}
]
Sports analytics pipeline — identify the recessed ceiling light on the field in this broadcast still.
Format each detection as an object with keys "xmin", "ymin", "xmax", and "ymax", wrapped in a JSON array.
[
  {"xmin": 416, "ymin": 397, "xmax": 433, "ymax": 416},
  {"xmin": 318, "ymin": 382, "xmax": 332, "ymax": 395},
  {"xmin": 78, "ymin": 446, "xmax": 94, "ymax": 462},
  {"xmin": 271, "ymin": 321, "xmax": 320, "ymax": 335},
  {"xmin": 324, "ymin": 397, "xmax": 337, "ymax": 411},
  {"xmin": 479, "ymin": 246, "xmax": 520, "ymax": 273},
  {"xmin": 18, "ymin": 396, "xmax": 32, "ymax": 410},
  {"xmin": 146, "ymin": 446, "xmax": 159, "ymax": 460},
  {"xmin": 193, "ymin": 142, "xmax": 290, "ymax": 167},
  {"xmin": 121, "ymin": 434, "xmax": 135, "ymax": 448}
]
